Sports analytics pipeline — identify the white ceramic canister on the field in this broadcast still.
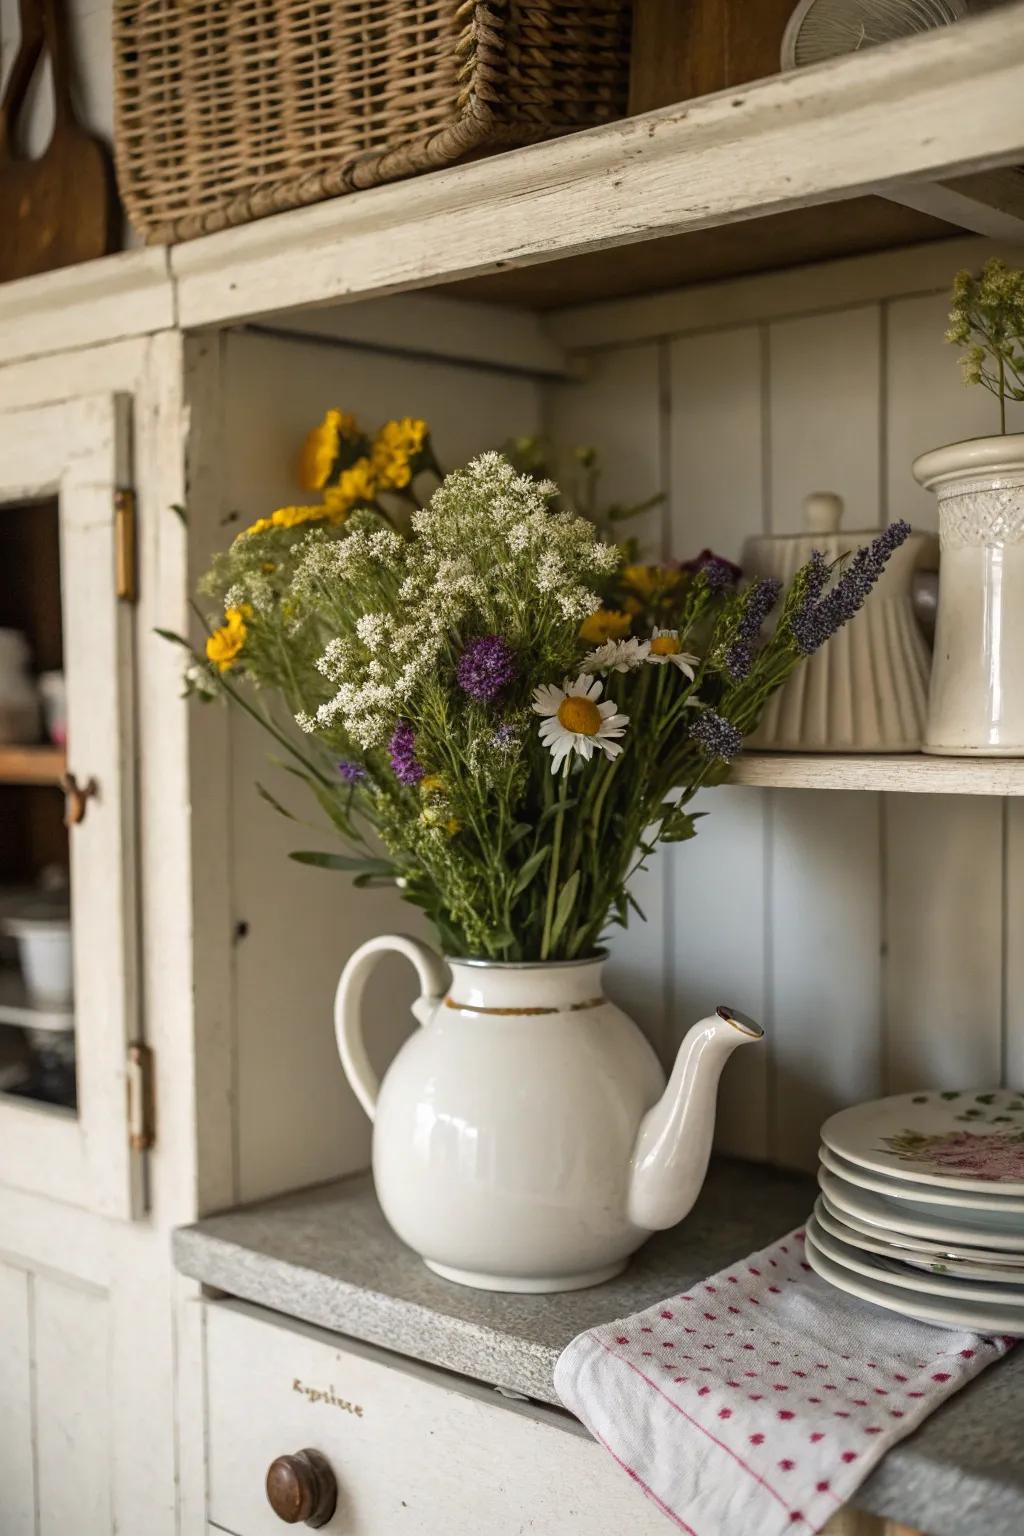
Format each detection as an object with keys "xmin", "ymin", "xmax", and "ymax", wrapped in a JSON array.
[
  {"xmin": 913, "ymin": 435, "xmax": 1024, "ymax": 755},
  {"xmin": 743, "ymin": 493, "xmax": 937, "ymax": 752},
  {"xmin": 0, "ymin": 629, "xmax": 40, "ymax": 745}
]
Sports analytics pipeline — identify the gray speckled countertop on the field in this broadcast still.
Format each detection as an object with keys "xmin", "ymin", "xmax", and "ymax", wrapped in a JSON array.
[{"xmin": 174, "ymin": 1157, "xmax": 1024, "ymax": 1536}]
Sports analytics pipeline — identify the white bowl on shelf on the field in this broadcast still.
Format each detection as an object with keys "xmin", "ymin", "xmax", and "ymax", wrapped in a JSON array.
[{"xmin": 4, "ymin": 915, "xmax": 72, "ymax": 1008}]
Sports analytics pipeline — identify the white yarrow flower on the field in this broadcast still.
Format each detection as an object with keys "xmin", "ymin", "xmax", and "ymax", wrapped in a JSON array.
[
  {"xmin": 581, "ymin": 636, "xmax": 651, "ymax": 674},
  {"xmin": 532, "ymin": 674, "xmax": 629, "ymax": 772},
  {"xmin": 646, "ymin": 628, "xmax": 699, "ymax": 678}
]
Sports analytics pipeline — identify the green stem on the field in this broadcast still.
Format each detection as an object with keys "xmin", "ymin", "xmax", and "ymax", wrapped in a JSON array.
[{"xmin": 541, "ymin": 760, "xmax": 570, "ymax": 960}]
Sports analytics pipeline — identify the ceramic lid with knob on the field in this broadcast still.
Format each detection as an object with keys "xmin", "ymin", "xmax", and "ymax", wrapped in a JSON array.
[{"xmin": 741, "ymin": 493, "xmax": 938, "ymax": 753}]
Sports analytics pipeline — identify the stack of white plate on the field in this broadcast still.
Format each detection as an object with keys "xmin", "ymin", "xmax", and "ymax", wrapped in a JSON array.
[{"xmin": 806, "ymin": 1088, "xmax": 1024, "ymax": 1333}]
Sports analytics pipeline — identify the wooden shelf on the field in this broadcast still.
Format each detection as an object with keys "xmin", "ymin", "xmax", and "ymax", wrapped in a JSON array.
[
  {"xmin": 169, "ymin": 8, "xmax": 1024, "ymax": 332},
  {"xmin": 728, "ymin": 753, "xmax": 1024, "ymax": 795},
  {"xmin": 0, "ymin": 745, "xmax": 65, "ymax": 787}
]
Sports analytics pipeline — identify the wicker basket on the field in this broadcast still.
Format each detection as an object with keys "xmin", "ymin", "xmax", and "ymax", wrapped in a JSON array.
[{"xmin": 113, "ymin": 0, "xmax": 631, "ymax": 243}]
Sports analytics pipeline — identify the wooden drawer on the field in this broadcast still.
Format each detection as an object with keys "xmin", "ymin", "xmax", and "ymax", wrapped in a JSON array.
[{"xmin": 204, "ymin": 1299, "xmax": 667, "ymax": 1536}]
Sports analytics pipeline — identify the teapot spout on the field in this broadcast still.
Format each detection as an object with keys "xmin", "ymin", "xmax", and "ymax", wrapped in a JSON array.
[{"xmin": 627, "ymin": 1006, "xmax": 764, "ymax": 1232}]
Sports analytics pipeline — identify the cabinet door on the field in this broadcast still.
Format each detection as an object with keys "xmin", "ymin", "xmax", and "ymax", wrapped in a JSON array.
[{"xmin": 0, "ymin": 394, "xmax": 142, "ymax": 1218}]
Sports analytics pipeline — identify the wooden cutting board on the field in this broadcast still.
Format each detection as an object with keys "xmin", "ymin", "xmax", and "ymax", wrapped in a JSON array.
[{"xmin": 0, "ymin": 0, "xmax": 116, "ymax": 281}]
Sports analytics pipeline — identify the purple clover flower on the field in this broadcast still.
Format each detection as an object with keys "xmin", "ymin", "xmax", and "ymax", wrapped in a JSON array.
[
  {"xmin": 388, "ymin": 719, "xmax": 424, "ymax": 785},
  {"xmin": 337, "ymin": 760, "xmax": 367, "ymax": 785},
  {"xmin": 690, "ymin": 709, "xmax": 744, "ymax": 762},
  {"xmin": 490, "ymin": 721, "xmax": 518, "ymax": 751},
  {"xmin": 725, "ymin": 577, "xmax": 783, "ymax": 680},
  {"xmin": 456, "ymin": 635, "xmax": 518, "ymax": 703},
  {"xmin": 791, "ymin": 521, "xmax": 911, "ymax": 656}
]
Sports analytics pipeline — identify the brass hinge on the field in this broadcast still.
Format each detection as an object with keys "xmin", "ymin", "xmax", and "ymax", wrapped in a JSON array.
[
  {"xmin": 126, "ymin": 1041, "xmax": 155, "ymax": 1152},
  {"xmin": 114, "ymin": 487, "xmax": 137, "ymax": 603}
]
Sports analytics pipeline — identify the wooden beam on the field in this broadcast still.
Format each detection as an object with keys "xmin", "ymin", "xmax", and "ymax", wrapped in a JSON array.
[{"xmin": 886, "ymin": 166, "xmax": 1024, "ymax": 242}]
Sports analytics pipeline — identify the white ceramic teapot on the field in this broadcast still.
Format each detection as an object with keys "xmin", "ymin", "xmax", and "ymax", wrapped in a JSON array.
[{"xmin": 335, "ymin": 936, "xmax": 763, "ymax": 1293}]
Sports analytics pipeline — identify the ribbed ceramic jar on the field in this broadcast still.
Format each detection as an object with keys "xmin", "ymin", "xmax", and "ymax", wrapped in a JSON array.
[
  {"xmin": 913, "ymin": 435, "xmax": 1024, "ymax": 755},
  {"xmin": 743, "ymin": 493, "xmax": 937, "ymax": 752}
]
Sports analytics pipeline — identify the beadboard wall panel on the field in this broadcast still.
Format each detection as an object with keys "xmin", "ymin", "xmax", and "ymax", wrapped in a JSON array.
[
  {"xmin": 33, "ymin": 1275, "xmax": 112, "ymax": 1534},
  {"xmin": 543, "ymin": 241, "xmax": 1023, "ymax": 1172},
  {"xmin": 221, "ymin": 327, "xmax": 545, "ymax": 1202}
]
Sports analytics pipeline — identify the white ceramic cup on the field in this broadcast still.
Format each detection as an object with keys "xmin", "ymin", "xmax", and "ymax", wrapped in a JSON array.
[{"xmin": 5, "ymin": 917, "xmax": 73, "ymax": 1008}]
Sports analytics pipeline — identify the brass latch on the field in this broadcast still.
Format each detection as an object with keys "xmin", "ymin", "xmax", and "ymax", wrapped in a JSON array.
[
  {"xmin": 126, "ymin": 1041, "xmax": 155, "ymax": 1151},
  {"xmin": 114, "ymin": 488, "xmax": 137, "ymax": 603}
]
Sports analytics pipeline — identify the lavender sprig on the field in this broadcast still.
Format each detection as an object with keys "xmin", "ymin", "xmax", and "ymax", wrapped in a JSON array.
[
  {"xmin": 690, "ymin": 709, "xmax": 744, "ymax": 762},
  {"xmin": 725, "ymin": 576, "xmax": 783, "ymax": 680},
  {"xmin": 790, "ymin": 522, "xmax": 911, "ymax": 656}
]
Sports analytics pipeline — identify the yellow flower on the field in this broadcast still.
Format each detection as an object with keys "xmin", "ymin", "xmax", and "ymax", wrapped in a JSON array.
[
  {"xmin": 206, "ymin": 605, "xmax": 251, "ymax": 671},
  {"xmin": 297, "ymin": 410, "xmax": 360, "ymax": 492},
  {"xmin": 420, "ymin": 775, "xmax": 446, "ymax": 795},
  {"xmin": 371, "ymin": 418, "xmax": 428, "ymax": 491},
  {"xmin": 579, "ymin": 609, "xmax": 632, "ymax": 645},
  {"xmin": 622, "ymin": 563, "xmax": 683, "ymax": 600},
  {"xmin": 445, "ymin": 818, "xmax": 461, "ymax": 838}
]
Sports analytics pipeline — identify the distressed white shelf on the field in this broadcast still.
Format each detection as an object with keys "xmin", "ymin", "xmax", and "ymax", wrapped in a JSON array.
[
  {"xmin": 170, "ymin": 7, "xmax": 1024, "ymax": 331},
  {"xmin": 729, "ymin": 753, "xmax": 1024, "ymax": 795}
]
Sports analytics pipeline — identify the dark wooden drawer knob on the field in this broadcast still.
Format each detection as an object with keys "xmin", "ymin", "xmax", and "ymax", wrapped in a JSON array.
[{"xmin": 265, "ymin": 1447, "xmax": 337, "ymax": 1527}]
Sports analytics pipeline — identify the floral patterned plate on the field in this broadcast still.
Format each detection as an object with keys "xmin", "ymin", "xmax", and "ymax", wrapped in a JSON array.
[
  {"xmin": 817, "ymin": 1189, "xmax": 1024, "ymax": 1266},
  {"xmin": 818, "ymin": 1143, "xmax": 1024, "ymax": 1213},
  {"xmin": 821, "ymin": 1088, "xmax": 1024, "ymax": 1196},
  {"xmin": 805, "ymin": 1231, "xmax": 1024, "ymax": 1335},
  {"xmin": 813, "ymin": 1196, "xmax": 1024, "ymax": 1283},
  {"xmin": 818, "ymin": 1169, "xmax": 1024, "ymax": 1252}
]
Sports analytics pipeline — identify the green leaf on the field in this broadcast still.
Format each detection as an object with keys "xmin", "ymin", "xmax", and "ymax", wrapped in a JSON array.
[
  {"xmin": 660, "ymin": 807, "xmax": 702, "ymax": 844},
  {"xmin": 154, "ymin": 627, "xmax": 192, "ymax": 650},
  {"xmin": 290, "ymin": 851, "xmax": 395, "ymax": 875},
  {"xmin": 506, "ymin": 823, "xmax": 534, "ymax": 848},
  {"xmin": 538, "ymin": 796, "xmax": 579, "ymax": 828},
  {"xmin": 169, "ymin": 502, "xmax": 188, "ymax": 526},
  {"xmin": 255, "ymin": 782, "xmax": 299, "ymax": 822},
  {"xmin": 512, "ymin": 846, "xmax": 551, "ymax": 896},
  {"xmin": 549, "ymin": 869, "xmax": 581, "ymax": 950}
]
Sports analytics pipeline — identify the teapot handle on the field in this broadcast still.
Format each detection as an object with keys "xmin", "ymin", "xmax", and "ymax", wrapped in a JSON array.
[{"xmin": 333, "ymin": 934, "xmax": 447, "ymax": 1121}]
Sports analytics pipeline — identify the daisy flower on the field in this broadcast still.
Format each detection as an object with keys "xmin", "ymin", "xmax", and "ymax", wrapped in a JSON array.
[
  {"xmin": 580, "ymin": 636, "xmax": 651, "ymax": 674},
  {"xmin": 532, "ymin": 675, "xmax": 629, "ymax": 772},
  {"xmin": 647, "ymin": 628, "xmax": 699, "ymax": 678}
]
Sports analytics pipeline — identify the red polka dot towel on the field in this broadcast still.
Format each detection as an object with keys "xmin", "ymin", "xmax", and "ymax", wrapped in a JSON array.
[{"xmin": 554, "ymin": 1228, "xmax": 1011, "ymax": 1535}]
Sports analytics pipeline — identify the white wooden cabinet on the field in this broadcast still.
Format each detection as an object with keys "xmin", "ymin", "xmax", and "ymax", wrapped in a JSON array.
[{"xmin": 0, "ymin": 8, "xmax": 1019, "ymax": 1534}]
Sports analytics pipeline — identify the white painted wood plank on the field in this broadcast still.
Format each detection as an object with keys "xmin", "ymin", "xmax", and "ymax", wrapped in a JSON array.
[
  {"xmin": 0, "ymin": 249, "xmax": 172, "ymax": 366},
  {"xmin": 173, "ymin": 10, "xmax": 1024, "ymax": 328},
  {"xmin": 0, "ymin": 1262, "xmax": 35, "ymax": 1536},
  {"xmin": 770, "ymin": 790, "xmax": 883, "ymax": 1169},
  {"xmin": 273, "ymin": 292, "xmax": 576, "ymax": 379},
  {"xmin": 884, "ymin": 292, "xmax": 1006, "ymax": 1097},
  {"xmin": 34, "ymin": 1275, "xmax": 112, "ymax": 1536},
  {"xmin": 885, "ymin": 795, "xmax": 1003, "ymax": 1092},
  {"xmin": 543, "ymin": 342, "xmax": 668, "ymax": 1055},
  {"xmin": 547, "ymin": 237, "xmax": 1020, "ymax": 353},
  {"xmin": 1006, "ymin": 800, "xmax": 1024, "ymax": 1090},
  {"xmin": 766, "ymin": 305, "xmax": 885, "ymax": 1169},
  {"xmin": 729, "ymin": 753, "xmax": 1024, "ymax": 794},
  {"xmin": 769, "ymin": 307, "xmax": 882, "ymax": 529},
  {"xmin": 220, "ymin": 329, "xmax": 543, "ymax": 1201},
  {"xmin": 668, "ymin": 325, "xmax": 770, "ymax": 1153}
]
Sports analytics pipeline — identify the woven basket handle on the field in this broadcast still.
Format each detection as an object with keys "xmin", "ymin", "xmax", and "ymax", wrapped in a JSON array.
[{"xmin": 0, "ymin": 0, "xmax": 45, "ymax": 162}]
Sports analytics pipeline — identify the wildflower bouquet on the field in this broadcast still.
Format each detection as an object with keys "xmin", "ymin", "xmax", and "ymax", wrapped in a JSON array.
[
  {"xmin": 946, "ymin": 258, "xmax": 1024, "ymax": 433},
  {"xmin": 186, "ymin": 450, "xmax": 909, "ymax": 962}
]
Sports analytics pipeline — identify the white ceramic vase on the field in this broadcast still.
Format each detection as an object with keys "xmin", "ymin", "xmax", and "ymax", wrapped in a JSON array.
[
  {"xmin": 334, "ymin": 936, "xmax": 763, "ymax": 1293},
  {"xmin": 913, "ymin": 434, "xmax": 1024, "ymax": 755}
]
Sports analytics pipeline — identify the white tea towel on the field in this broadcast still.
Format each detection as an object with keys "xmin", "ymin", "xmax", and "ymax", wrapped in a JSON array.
[{"xmin": 554, "ymin": 1227, "xmax": 1012, "ymax": 1535}]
